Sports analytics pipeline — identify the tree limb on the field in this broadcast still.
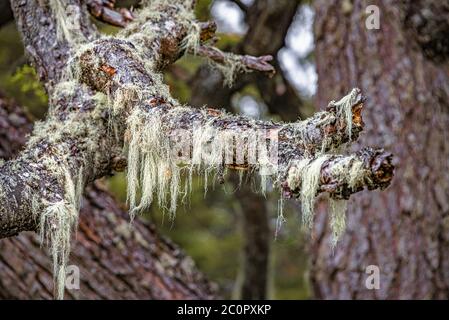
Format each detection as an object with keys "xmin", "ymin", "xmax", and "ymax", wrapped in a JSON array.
[
  {"xmin": 0, "ymin": 92, "xmax": 216, "ymax": 299},
  {"xmin": 85, "ymin": 0, "xmax": 134, "ymax": 27},
  {"xmin": 3, "ymin": 0, "xmax": 394, "ymax": 298},
  {"xmin": 3, "ymin": 0, "xmax": 394, "ymax": 240}
]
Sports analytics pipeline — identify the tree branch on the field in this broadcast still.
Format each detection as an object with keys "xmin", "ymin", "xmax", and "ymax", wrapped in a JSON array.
[
  {"xmin": 4, "ymin": 0, "xmax": 393, "ymax": 241},
  {"xmin": 4, "ymin": 0, "xmax": 394, "ymax": 298},
  {"xmin": 85, "ymin": 0, "xmax": 134, "ymax": 27},
  {"xmin": 0, "ymin": 92, "xmax": 216, "ymax": 299},
  {"xmin": 195, "ymin": 45, "xmax": 275, "ymax": 76}
]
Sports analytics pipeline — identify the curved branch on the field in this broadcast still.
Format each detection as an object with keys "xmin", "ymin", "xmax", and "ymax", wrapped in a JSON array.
[{"xmin": 85, "ymin": 0, "xmax": 134, "ymax": 27}]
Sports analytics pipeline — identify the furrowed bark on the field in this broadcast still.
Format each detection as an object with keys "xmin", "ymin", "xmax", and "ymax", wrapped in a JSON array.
[
  {"xmin": 0, "ymin": 93, "xmax": 216, "ymax": 299},
  {"xmin": 310, "ymin": 0, "xmax": 449, "ymax": 299}
]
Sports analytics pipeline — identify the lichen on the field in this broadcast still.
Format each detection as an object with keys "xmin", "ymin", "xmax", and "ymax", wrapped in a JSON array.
[
  {"xmin": 300, "ymin": 156, "xmax": 330, "ymax": 228},
  {"xmin": 38, "ymin": 166, "xmax": 83, "ymax": 300},
  {"xmin": 329, "ymin": 88, "xmax": 359, "ymax": 140},
  {"xmin": 329, "ymin": 198, "xmax": 347, "ymax": 247},
  {"xmin": 286, "ymin": 151, "xmax": 368, "ymax": 245},
  {"xmin": 37, "ymin": 0, "xmax": 363, "ymax": 298},
  {"xmin": 125, "ymin": 105, "xmax": 277, "ymax": 222},
  {"xmin": 208, "ymin": 52, "xmax": 249, "ymax": 87},
  {"xmin": 49, "ymin": 0, "xmax": 85, "ymax": 45}
]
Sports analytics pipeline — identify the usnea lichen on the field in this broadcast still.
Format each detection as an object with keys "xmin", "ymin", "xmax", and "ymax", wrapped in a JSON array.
[
  {"xmin": 49, "ymin": 0, "xmax": 85, "ymax": 45},
  {"xmin": 38, "ymin": 164, "xmax": 83, "ymax": 300},
  {"xmin": 125, "ymin": 105, "xmax": 277, "ymax": 221},
  {"xmin": 286, "ymin": 153, "xmax": 368, "ymax": 245},
  {"xmin": 127, "ymin": 0, "xmax": 248, "ymax": 86},
  {"xmin": 329, "ymin": 88, "xmax": 359, "ymax": 140},
  {"xmin": 208, "ymin": 52, "xmax": 249, "ymax": 87}
]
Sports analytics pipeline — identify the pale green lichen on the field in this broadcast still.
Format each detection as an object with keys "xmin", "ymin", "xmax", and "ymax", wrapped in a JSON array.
[
  {"xmin": 329, "ymin": 88, "xmax": 359, "ymax": 140},
  {"xmin": 287, "ymin": 153, "xmax": 368, "ymax": 244},
  {"xmin": 132, "ymin": 0, "xmax": 248, "ymax": 87},
  {"xmin": 208, "ymin": 53, "xmax": 249, "ymax": 87},
  {"xmin": 40, "ymin": 0, "xmax": 363, "ymax": 297},
  {"xmin": 329, "ymin": 198, "xmax": 347, "ymax": 247},
  {"xmin": 49, "ymin": 0, "xmax": 85, "ymax": 45},
  {"xmin": 300, "ymin": 156, "xmax": 330, "ymax": 228},
  {"xmin": 126, "ymin": 108, "xmax": 181, "ymax": 219},
  {"xmin": 125, "ymin": 106, "xmax": 277, "ymax": 221},
  {"xmin": 39, "ymin": 165, "xmax": 83, "ymax": 300}
]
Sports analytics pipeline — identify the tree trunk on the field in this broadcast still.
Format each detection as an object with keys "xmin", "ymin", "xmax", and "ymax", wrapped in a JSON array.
[
  {"xmin": 310, "ymin": 0, "xmax": 449, "ymax": 299},
  {"xmin": 0, "ymin": 93, "xmax": 216, "ymax": 299}
]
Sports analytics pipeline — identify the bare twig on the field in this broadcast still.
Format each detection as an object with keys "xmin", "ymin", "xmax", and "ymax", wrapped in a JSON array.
[{"xmin": 196, "ymin": 45, "xmax": 276, "ymax": 76}]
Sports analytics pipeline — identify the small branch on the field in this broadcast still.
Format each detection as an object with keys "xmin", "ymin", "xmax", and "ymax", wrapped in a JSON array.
[
  {"xmin": 195, "ymin": 45, "xmax": 275, "ymax": 76},
  {"xmin": 283, "ymin": 147, "xmax": 394, "ymax": 200},
  {"xmin": 231, "ymin": 0, "xmax": 248, "ymax": 14},
  {"xmin": 86, "ymin": 0, "xmax": 134, "ymax": 27}
]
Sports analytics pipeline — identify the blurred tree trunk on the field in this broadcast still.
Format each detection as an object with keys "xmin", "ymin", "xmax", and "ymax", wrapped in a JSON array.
[
  {"xmin": 0, "ymin": 93, "xmax": 216, "ymax": 299},
  {"xmin": 310, "ymin": 0, "xmax": 449, "ymax": 299},
  {"xmin": 0, "ymin": 0, "xmax": 13, "ymax": 27},
  {"xmin": 189, "ymin": 0, "xmax": 302, "ymax": 299}
]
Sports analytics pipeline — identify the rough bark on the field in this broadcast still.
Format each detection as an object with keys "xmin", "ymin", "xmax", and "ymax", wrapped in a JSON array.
[
  {"xmin": 310, "ymin": 0, "xmax": 449, "ymax": 299},
  {"xmin": 0, "ymin": 93, "xmax": 216, "ymax": 299}
]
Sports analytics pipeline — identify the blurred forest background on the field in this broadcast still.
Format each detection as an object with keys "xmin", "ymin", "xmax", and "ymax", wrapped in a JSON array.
[{"xmin": 1, "ymin": 0, "xmax": 448, "ymax": 300}]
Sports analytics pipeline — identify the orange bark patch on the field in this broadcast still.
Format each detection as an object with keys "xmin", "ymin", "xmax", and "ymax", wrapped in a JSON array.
[{"xmin": 100, "ymin": 64, "xmax": 117, "ymax": 76}]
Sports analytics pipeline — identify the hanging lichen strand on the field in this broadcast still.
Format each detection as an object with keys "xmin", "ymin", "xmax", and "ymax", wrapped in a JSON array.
[{"xmin": 286, "ymin": 150, "xmax": 373, "ymax": 246}]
